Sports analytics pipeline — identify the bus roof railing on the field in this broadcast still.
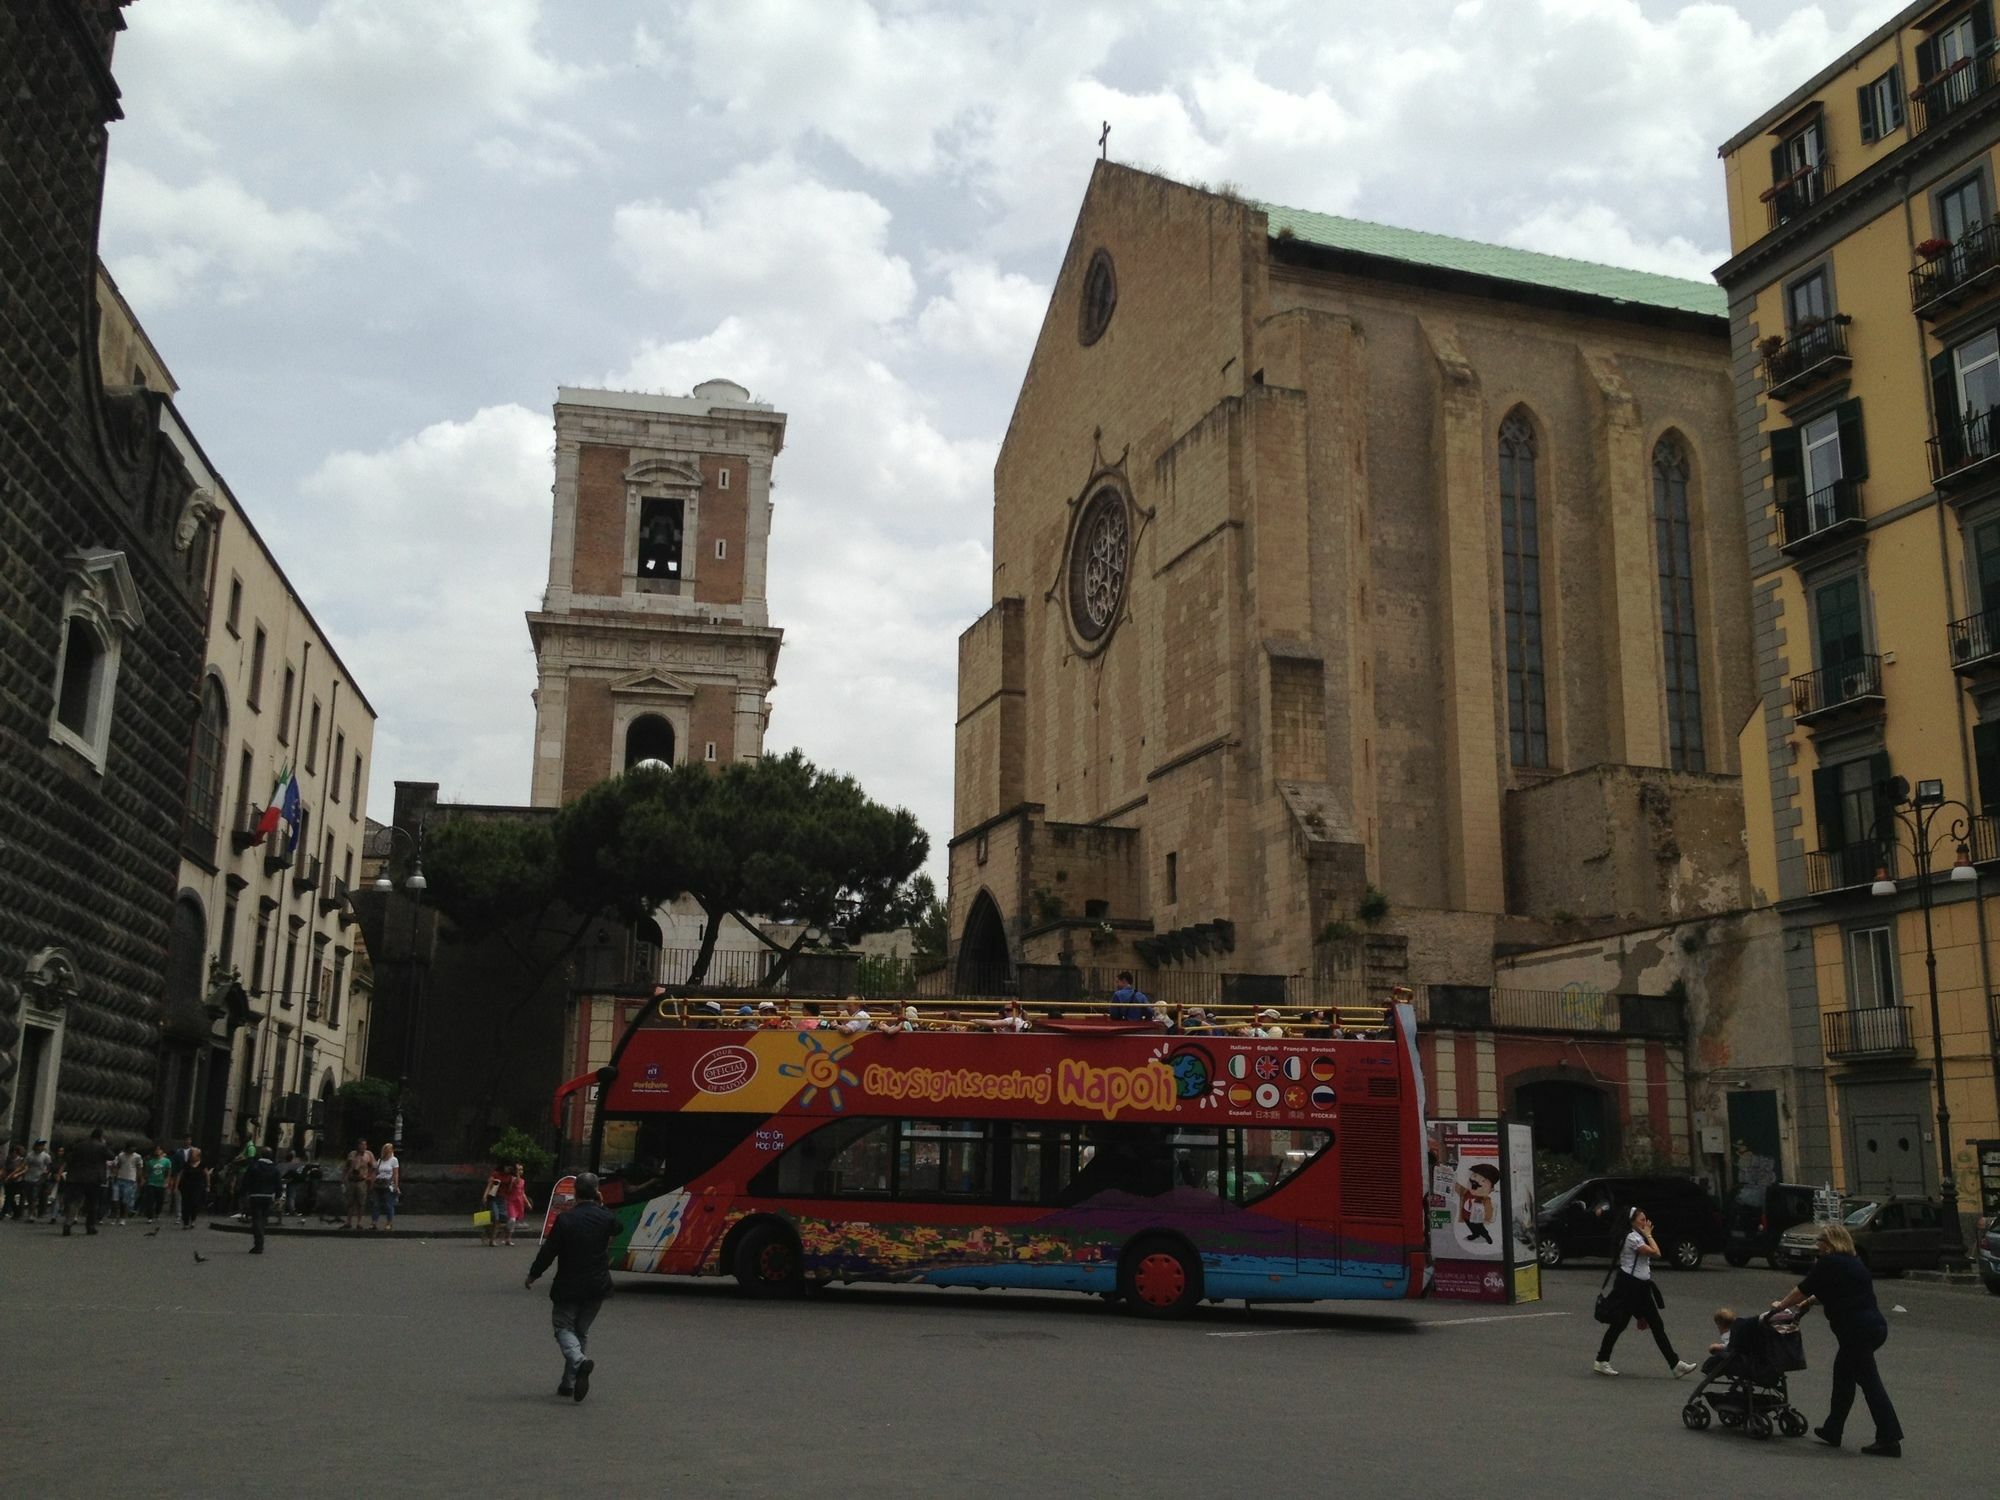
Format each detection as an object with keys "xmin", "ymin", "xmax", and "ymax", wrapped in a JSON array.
[{"xmin": 645, "ymin": 992, "xmax": 1406, "ymax": 1036}]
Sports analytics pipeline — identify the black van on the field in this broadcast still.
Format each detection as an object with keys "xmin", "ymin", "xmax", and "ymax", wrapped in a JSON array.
[
  {"xmin": 1724, "ymin": 1182, "xmax": 1816, "ymax": 1268},
  {"xmin": 1535, "ymin": 1174, "xmax": 1726, "ymax": 1270}
]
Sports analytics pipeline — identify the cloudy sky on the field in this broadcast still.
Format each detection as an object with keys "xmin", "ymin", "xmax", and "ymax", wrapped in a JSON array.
[{"xmin": 102, "ymin": 0, "xmax": 1894, "ymax": 877}]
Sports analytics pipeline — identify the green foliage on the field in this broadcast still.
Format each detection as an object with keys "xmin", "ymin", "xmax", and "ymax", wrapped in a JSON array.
[
  {"xmin": 489, "ymin": 1124, "xmax": 553, "ymax": 1181},
  {"xmin": 907, "ymin": 873, "xmax": 948, "ymax": 966},
  {"xmin": 1319, "ymin": 918, "xmax": 1360, "ymax": 946},
  {"xmin": 1031, "ymin": 886, "xmax": 1066, "ymax": 925},
  {"xmin": 1357, "ymin": 885, "xmax": 1391, "ymax": 924},
  {"xmin": 421, "ymin": 817, "xmax": 561, "ymax": 938},
  {"xmin": 854, "ymin": 953, "xmax": 910, "ymax": 997},
  {"xmin": 335, "ymin": 1077, "xmax": 399, "ymax": 1147}
]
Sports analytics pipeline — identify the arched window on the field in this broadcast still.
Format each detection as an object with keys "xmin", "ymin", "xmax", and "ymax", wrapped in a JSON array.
[
  {"xmin": 1654, "ymin": 436, "xmax": 1705, "ymax": 772},
  {"xmin": 1499, "ymin": 412, "xmax": 1549, "ymax": 768},
  {"xmin": 624, "ymin": 714, "xmax": 675, "ymax": 770},
  {"xmin": 186, "ymin": 677, "xmax": 228, "ymax": 843}
]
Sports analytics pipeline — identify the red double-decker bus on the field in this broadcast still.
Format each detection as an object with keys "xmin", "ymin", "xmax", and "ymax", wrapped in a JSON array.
[{"xmin": 548, "ymin": 1001, "xmax": 1429, "ymax": 1317}]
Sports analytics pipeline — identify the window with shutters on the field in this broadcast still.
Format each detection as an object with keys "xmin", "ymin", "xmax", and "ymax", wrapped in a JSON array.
[
  {"xmin": 1914, "ymin": 6, "xmax": 1992, "ymax": 133},
  {"xmin": 1771, "ymin": 399, "xmax": 1867, "ymax": 549},
  {"xmin": 1848, "ymin": 926, "xmax": 1899, "ymax": 1010},
  {"xmin": 1813, "ymin": 575, "xmax": 1867, "ymax": 672},
  {"xmin": 1974, "ymin": 720, "xmax": 2000, "ymax": 816},
  {"xmin": 1653, "ymin": 437, "xmax": 1704, "ymax": 772},
  {"xmin": 1936, "ymin": 173, "xmax": 1988, "ymax": 248},
  {"xmin": 1766, "ymin": 120, "xmax": 1829, "ymax": 226},
  {"xmin": 1810, "ymin": 751, "xmax": 1893, "ymax": 892},
  {"xmin": 1498, "ymin": 410, "xmax": 1549, "ymax": 769},
  {"xmin": 1859, "ymin": 66, "xmax": 1904, "ymax": 143},
  {"xmin": 184, "ymin": 676, "xmax": 228, "ymax": 858}
]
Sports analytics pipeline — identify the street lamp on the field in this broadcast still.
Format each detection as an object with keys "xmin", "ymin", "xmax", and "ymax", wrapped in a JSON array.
[
  {"xmin": 372, "ymin": 823, "xmax": 428, "ymax": 1146},
  {"xmin": 1866, "ymin": 776, "xmax": 1975, "ymax": 1266}
]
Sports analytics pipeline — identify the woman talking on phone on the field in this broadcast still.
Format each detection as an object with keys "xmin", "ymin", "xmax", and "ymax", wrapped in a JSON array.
[{"xmin": 1592, "ymin": 1207, "xmax": 1700, "ymax": 1378}]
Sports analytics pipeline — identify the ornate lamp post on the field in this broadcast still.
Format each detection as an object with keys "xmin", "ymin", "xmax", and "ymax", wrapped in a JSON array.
[
  {"xmin": 1868, "ymin": 776, "xmax": 1973, "ymax": 1266},
  {"xmin": 372, "ymin": 824, "xmax": 428, "ymax": 1148}
]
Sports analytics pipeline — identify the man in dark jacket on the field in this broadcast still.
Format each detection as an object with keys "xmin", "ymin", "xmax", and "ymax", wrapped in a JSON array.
[
  {"xmin": 525, "ymin": 1173, "xmax": 618, "ymax": 1402},
  {"xmin": 61, "ymin": 1129, "xmax": 107, "ymax": 1236},
  {"xmin": 242, "ymin": 1148, "xmax": 282, "ymax": 1254}
]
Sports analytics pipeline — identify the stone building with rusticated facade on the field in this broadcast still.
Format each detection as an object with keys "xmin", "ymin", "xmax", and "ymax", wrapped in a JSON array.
[
  {"xmin": 1, "ymin": 0, "xmax": 212, "ymax": 1150},
  {"xmin": 949, "ymin": 164, "xmax": 1768, "ymax": 1175}
]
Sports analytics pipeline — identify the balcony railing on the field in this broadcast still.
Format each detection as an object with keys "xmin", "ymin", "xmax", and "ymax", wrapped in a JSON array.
[
  {"xmin": 1911, "ymin": 216, "xmax": 2000, "ymax": 316},
  {"xmin": 1410, "ymin": 986, "xmax": 1684, "ymax": 1038},
  {"xmin": 1764, "ymin": 159, "xmax": 1833, "ymax": 228},
  {"xmin": 1791, "ymin": 653, "xmax": 1885, "ymax": 724},
  {"xmin": 1949, "ymin": 607, "xmax": 2000, "ymax": 671},
  {"xmin": 1930, "ymin": 405, "xmax": 2000, "ymax": 489},
  {"xmin": 1911, "ymin": 48, "xmax": 2000, "ymax": 136},
  {"xmin": 1776, "ymin": 478, "xmax": 1864, "ymax": 555},
  {"xmin": 1822, "ymin": 1004, "xmax": 1917, "ymax": 1060},
  {"xmin": 1762, "ymin": 320, "xmax": 1851, "ymax": 401},
  {"xmin": 1970, "ymin": 814, "xmax": 2000, "ymax": 865},
  {"xmin": 1804, "ymin": 842, "xmax": 1896, "ymax": 897}
]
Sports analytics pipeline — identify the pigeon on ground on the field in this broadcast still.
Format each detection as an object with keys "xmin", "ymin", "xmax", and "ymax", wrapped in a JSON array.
[{"xmin": 192, "ymin": 1251, "xmax": 207, "ymax": 1264}]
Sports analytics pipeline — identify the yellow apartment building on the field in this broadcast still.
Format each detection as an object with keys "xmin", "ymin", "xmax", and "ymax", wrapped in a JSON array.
[{"xmin": 1717, "ymin": 0, "xmax": 2000, "ymax": 1239}]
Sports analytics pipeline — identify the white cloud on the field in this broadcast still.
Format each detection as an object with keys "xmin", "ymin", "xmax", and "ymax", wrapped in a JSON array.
[
  {"xmin": 917, "ymin": 260, "xmax": 1048, "ymax": 364},
  {"xmin": 613, "ymin": 157, "xmax": 916, "ymax": 329},
  {"xmin": 281, "ymin": 405, "xmax": 555, "ymax": 813},
  {"xmin": 1502, "ymin": 202, "xmax": 1723, "ymax": 281},
  {"xmin": 100, "ymin": 162, "xmax": 361, "ymax": 307}
]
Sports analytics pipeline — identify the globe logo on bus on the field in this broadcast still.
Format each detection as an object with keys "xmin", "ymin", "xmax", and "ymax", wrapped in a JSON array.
[{"xmin": 1166, "ymin": 1046, "xmax": 1212, "ymax": 1102}]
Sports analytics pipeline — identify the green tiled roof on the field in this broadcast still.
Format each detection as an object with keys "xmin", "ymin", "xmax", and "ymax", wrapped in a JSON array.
[{"xmin": 1261, "ymin": 202, "xmax": 1727, "ymax": 320}]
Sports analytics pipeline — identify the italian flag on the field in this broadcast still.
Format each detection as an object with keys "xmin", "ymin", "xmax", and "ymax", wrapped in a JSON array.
[{"xmin": 252, "ymin": 765, "xmax": 300, "ymax": 848}]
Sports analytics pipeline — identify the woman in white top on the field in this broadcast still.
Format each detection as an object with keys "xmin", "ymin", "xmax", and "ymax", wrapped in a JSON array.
[
  {"xmin": 1592, "ymin": 1207, "xmax": 1698, "ymax": 1378},
  {"xmin": 370, "ymin": 1142, "xmax": 400, "ymax": 1232}
]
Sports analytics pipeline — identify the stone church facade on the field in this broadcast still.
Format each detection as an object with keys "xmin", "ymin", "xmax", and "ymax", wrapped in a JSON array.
[
  {"xmin": 950, "ymin": 163, "xmax": 1758, "ymax": 1003},
  {"xmin": 1, "ymin": 1, "xmax": 211, "ymax": 1148},
  {"xmin": 527, "ymin": 383, "xmax": 785, "ymax": 806}
]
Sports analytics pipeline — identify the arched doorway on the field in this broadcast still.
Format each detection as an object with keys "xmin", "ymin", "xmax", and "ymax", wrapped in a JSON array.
[
  {"xmin": 957, "ymin": 890, "xmax": 1010, "ymax": 995},
  {"xmin": 632, "ymin": 916, "xmax": 664, "ymax": 984},
  {"xmin": 625, "ymin": 714, "xmax": 675, "ymax": 769},
  {"xmin": 159, "ymin": 894, "xmax": 208, "ymax": 1139},
  {"xmin": 1512, "ymin": 1076, "xmax": 1614, "ymax": 1170}
]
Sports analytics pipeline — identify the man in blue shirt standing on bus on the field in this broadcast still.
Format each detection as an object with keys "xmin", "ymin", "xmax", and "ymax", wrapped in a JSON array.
[{"xmin": 1109, "ymin": 971, "xmax": 1150, "ymax": 1021}]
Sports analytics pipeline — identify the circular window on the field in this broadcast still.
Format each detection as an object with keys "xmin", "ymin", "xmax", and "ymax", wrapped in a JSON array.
[
  {"xmin": 1067, "ymin": 485, "xmax": 1131, "ymax": 649},
  {"xmin": 1078, "ymin": 248, "xmax": 1117, "ymax": 346}
]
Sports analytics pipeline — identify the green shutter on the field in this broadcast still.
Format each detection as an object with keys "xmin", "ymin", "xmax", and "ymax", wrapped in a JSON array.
[
  {"xmin": 1934, "ymin": 348, "xmax": 1961, "ymax": 467},
  {"xmin": 1770, "ymin": 142, "xmax": 1788, "ymax": 189},
  {"xmin": 1812, "ymin": 764, "xmax": 1842, "ymax": 850},
  {"xmin": 1887, "ymin": 69, "xmax": 1905, "ymax": 130},
  {"xmin": 1835, "ymin": 398, "xmax": 1869, "ymax": 482},
  {"xmin": 1917, "ymin": 35, "xmax": 1940, "ymax": 83},
  {"xmin": 1976, "ymin": 723, "xmax": 2000, "ymax": 816},
  {"xmin": 1769, "ymin": 425, "xmax": 1804, "ymax": 504},
  {"xmin": 1975, "ymin": 3, "xmax": 1994, "ymax": 49},
  {"xmin": 1859, "ymin": 83, "xmax": 1879, "ymax": 144}
]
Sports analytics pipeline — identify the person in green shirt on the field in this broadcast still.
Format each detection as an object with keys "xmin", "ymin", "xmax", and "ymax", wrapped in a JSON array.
[{"xmin": 141, "ymin": 1147, "xmax": 172, "ymax": 1222}]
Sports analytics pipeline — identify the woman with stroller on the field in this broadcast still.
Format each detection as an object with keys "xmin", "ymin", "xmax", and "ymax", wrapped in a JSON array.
[
  {"xmin": 1771, "ymin": 1222, "xmax": 1903, "ymax": 1457},
  {"xmin": 1592, "ymin": 1207, "xmax": 1700, "ymax": 1378}
]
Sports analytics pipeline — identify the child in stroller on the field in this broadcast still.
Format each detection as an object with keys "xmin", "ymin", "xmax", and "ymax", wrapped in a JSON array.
[{"xmin": 1681, "ymin": 1305, "xmax": 1811, "ymax": 1440}]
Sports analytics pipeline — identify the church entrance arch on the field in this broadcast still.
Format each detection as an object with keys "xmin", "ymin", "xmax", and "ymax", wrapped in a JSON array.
[
  {"xmin": 957, "ymin": 890, "xmax": 1011, "ymax": 993},
  {"xmin": 625, "ymin": 714, "xmax": 676, "ymax": 770}
]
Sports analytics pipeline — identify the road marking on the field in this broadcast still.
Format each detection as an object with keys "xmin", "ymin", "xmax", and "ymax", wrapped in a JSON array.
[{"xmin": 1207, "ymin": 1310, "xmax": 1572, "ymax": 1338}]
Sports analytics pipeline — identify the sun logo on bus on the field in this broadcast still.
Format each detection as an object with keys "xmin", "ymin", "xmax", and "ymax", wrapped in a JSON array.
[{"xmin": 778, "ymin": 1032, "xmax": 859, "ymax": 1111}]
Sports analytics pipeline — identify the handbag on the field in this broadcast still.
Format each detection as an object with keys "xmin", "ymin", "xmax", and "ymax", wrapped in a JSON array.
[{"xmin": 1592, "ymin": 1261, "xmax": 1621, "ymax": 1324}]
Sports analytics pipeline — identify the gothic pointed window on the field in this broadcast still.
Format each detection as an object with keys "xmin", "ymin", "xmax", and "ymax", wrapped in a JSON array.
[
  {"xmin": 1499, "ymin": 412, "xmax": 1548, "ymax": 768},
  {"xmin": 1654, "ymin": 436, "xmax": 1705, "ymax": 771}
]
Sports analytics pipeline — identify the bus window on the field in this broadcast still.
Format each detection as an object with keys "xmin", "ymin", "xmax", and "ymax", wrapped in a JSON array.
[
  {"xmin": 602, "ymin": 1112, "xmax": 762, "ymax": 1198},
  {"xmin": 760, "ymin": 1117, "xmax": 893, "ymax": 1197},
  {"xmin": 899, "ymin": 1121, "xmax": 988, "ymax": 1197},
  {"xmin": 1005, "ymin": 1123, "xmax": 1087, "ymax": 1204},
  {"xmin": 1238, "ymin": 1127, "xmax": 1330, "ymax": 1204},
  {"xmin": 1058, "ymin": 1125, "xmax": 1227, "ymax": 1209}
]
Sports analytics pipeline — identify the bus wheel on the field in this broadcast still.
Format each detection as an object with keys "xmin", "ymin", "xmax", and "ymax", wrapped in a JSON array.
[
  {"xmin": 733, "ymin": 1222, "xmax": 804, "ymax": 1299},
  {"xmin": 1120, "ymin": 1237, "xmax": 1202, "ymax": 1319}
]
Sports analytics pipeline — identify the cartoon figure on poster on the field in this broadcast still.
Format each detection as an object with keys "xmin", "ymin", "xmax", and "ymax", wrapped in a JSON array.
[{"xmin": 1455, "ymin": 1162, "xmax": 1501, "ymax": 1246}]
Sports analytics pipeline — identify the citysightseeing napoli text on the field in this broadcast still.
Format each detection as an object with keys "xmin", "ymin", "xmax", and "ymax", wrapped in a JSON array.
[{"xmin": 859, "ymin": 1059, "xmax": 1176, "ymax": 1119}]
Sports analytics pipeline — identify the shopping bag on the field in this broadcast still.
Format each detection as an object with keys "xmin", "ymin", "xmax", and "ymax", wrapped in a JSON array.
[{"xmin": 472, "ymin": 1209, "xmax": 492, "ymax": 1227}]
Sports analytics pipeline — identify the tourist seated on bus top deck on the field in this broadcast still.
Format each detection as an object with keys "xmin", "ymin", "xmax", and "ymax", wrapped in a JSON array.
[
  {"xmin": 799, "ymin": 1001, "xmax": 823, "ymax": 1029},
  {"xmin": 1243, "ymin": 1008, "xmax": 1286, "ymax": 1038},
  {"xmin": 875, "ymin": 1005, "xmax": 923, "ymax": 1033},
  {"xmin": 1148, "ymin": 1001, "xmax": 1176, "ymax": 1031},
  {"xmin": 978, "ymin": 999, "xmax": 1030, "ymax": 1033},
  {"xmin": 838, "ymin": 1003, "xmax": 873, "ymax": 1033},
  {"xmin": 1181, "ymin": 1007, "xmax": 1214, "ymax": 1035},
  {"xmin": 757, "ymin": 1000, "xmax": 793, "ymax": 1029},
  {"xmin": 1108, "ymin": 972, "xmax": 1150, "ymax": 1020}
]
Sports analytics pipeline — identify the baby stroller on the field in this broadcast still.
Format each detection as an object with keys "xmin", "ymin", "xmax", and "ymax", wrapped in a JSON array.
[{"xmin": 1680, "ymin": 1307, "xmax": 1811, "ymax": 1440}]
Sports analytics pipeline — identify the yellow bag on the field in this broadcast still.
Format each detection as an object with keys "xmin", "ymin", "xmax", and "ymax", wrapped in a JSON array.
[{"xmin": 472, "ymin": 1209, "xmax": 492, "ymax": 1227}]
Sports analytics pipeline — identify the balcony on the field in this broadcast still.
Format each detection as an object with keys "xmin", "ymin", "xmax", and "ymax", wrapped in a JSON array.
[
  {"xmin": 1776, "ymin": 479, "xmax": 1865, "ymax": 557},
  {"xmin": 1822, "ymin": 1004, "xmax": 1917, "ymax": 1061},
  {"xmin": 1761, "ymin": 320, "xmax": 1852, "ymax": 403},
  {"xmin": 1970, "ymin": 814, "xmax": 2000, "ymax": 865},
  {"xmin": 1764, "ymin": 159, "xmax": 1833, "ymax": 229},
  {"xmin": 291, "ymin": 854, "xmax": 321, "ymax": 895},
  {"xmin": 1929, "ymin": 406, "xmax": 2000, "ymax": 491},
  {"xmin": 1911, "ymin": 217, "xmax": 2000, "ymax": 318},
  {"xmin": 1911, "ymin": 48, "xmax": 2000, "ymax": 137},
  {"xmin": 1804, "ymin": 842, "xmax": 1896, "ymax": 897},
  {"xmin": 1949, "ymin": 607, "xmax": 2000, "ymax": 674},
  {"xmin": 1790, "ymin": 653, "xmax": 1885, "ymax": 728}
]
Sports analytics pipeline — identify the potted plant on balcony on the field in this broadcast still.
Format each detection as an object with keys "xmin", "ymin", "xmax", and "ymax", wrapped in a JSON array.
[
  {"xmin": 1917, "ymin": 237, "xmax": 1951, "ymax": 262},
  {"xmin": 1758, "ymin": 334, "xmax": 1784, "ymax": 360}
]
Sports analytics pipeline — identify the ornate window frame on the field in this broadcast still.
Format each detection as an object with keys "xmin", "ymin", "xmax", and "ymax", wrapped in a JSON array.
[
  {"xmin": 1063, "ymin": 481, "xmax": 1134, "ymax": 654},
  {"xmin": 48, "ymin": 549, "xmax": 142, "ymax": 772},
  {"xmin": 610, "ymin": 671, "xmax": 694, "ymax": 770},
  {"xmin": 623, "ymin": 457, "xmax": 702, "ymax": 598}
]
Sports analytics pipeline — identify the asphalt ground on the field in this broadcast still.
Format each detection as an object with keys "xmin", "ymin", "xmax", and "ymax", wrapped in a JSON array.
[{"xmin": 1, "ymin": 1218, "xmax": 1993, "ymax": 1498}]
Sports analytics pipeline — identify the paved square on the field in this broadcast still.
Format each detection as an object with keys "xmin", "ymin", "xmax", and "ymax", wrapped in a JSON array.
[{"xmin": 2, "ymin": 1220, "xmax": 1992, "ymax": 1497}]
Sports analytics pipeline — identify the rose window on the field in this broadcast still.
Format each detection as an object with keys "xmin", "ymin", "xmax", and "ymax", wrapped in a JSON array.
[{"xmin": 1067, "ymin": 487, "xmax": 1130, "ymax": 647}]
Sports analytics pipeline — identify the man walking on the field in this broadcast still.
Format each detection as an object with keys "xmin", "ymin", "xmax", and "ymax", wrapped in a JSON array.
[
  {"xmin": 242, "ymin": 1147, "xmax": 281, "ymax": 1254},
  {"xmin": 23, "ymin": 1140, "xmax": 52, "ymax": 1222},
  {"xmin": 524, "ymin": 1173, "xmax": 617, "ymax": 1402},
  {"xmin": 61, "ymin": 1130, "xmax": 106, "ymax": 1236}
]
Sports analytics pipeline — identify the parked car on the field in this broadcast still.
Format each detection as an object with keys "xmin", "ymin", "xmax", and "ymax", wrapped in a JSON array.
[
  {"xmin": 1776, "ymin": 1196, "xmax": 1949, "ymax": 1276},
  {"xmin": 1978, "ymin": 1215, "xmax": 1999, "ymax": 1297},
  {"xmin": 1724, "ymin": 1182, "xmax": 1816, "ymax": 1268},
  {"xmin": 1535, "ymin": 1174, "xmax": 1725, "ymax": 1270}
]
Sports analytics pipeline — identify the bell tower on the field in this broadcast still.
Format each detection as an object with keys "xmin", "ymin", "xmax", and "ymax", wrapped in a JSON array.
[{"xmin": 526, "ymin": 381, "xmax": 786, "ymax": 806}]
